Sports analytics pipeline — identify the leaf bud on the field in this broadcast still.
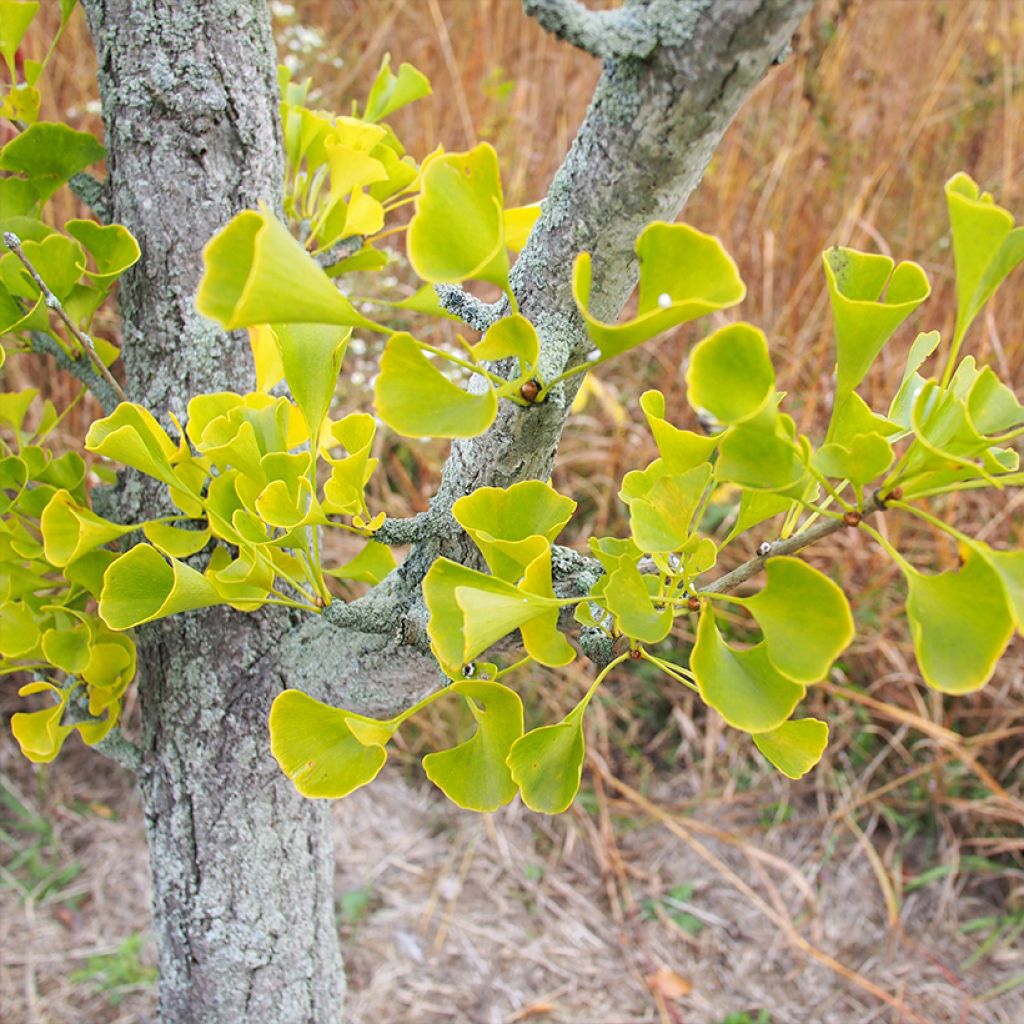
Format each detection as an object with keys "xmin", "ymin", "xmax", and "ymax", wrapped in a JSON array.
[
  {"xmin": 687, "ymin": 595, "xmax": 701, "ymax": 612},
  {"xmin": 520, "ymin": 379, "xmax": 541, "ymax": 403},
  {"xmin": 843, "ymin": 510, "xmax": 862, "ymax": 528},
  {"xmin": 757, "ymin": 541, "xmax": 772, "ymax": 557}
]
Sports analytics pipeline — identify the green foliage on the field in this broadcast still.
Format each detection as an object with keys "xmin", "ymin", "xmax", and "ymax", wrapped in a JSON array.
[
  {"xmin": 3, "ymin": 11, "xmax": 1023, "ymax": 822},
  {"xmin": 69, "ymin": 933, "xmax": 157, "ymax": 1006}
]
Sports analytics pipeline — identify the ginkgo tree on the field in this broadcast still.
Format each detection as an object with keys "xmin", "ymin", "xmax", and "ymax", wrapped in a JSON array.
[{"xmin": 2, "ymin": 1, "xmax": 1022, "ymax": 1022}]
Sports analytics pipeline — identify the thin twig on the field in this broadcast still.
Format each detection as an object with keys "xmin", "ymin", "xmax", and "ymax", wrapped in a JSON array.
[
  {"xmin": 3, "ymin": 231, "xmax": 127, "ymax": 404},
  {"xmin": 698, "ymin": 495, "xmax": 883, "ymax": 595}
]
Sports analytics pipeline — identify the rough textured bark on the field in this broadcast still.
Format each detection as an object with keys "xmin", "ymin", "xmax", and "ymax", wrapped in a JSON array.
[
  {"xmin": 81, "ymin": 2, "xmax": 344, "ymax": 1021},
  {"xmin": 77, "ymin": 0, "xmax": 810, "ymax": 1021}
]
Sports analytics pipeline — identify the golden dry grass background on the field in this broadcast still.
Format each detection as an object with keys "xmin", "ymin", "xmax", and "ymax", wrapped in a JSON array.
[{"xmin": 3, "ymin": 1, "xmax": 1024, "ymax": 1022}]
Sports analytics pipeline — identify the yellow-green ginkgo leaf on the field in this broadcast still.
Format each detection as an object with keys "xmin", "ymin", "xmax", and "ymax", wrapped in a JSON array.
[
  {"xmin": 272, "ymin": 321, "xmax": 351, "ymax": 438},
  {"xmin": 975, "ymin": 546, "xmax": 1024, "ymax": 634},
  {"xmin": 639, "ymin": 390, "xmax": 717, "ymax": 472},
  {"xmin": 375, "ymin": 332, "xmax": 497, "ymax": 438},
  {"xmin": 602, "ymin": 557, "xmax": 672, "ymax": 644},
  {"xmin": 269, "ymin": 688, "xmax": 393, "ymax": 799},
  {"xmin": 572, "ymin": 222, "xmax": 745, "ymax": 359},
  {"xmin": 452, "ymin": 480, "xmax": 575, "ymax": 581},
  {"xmin": 0, "ymin": 600, "xmax": 40, "ymax": 657},
  {"xmin": 812, "ymin": 432, "xmax": 894, "ymax": 485},
  {"xmin": 196, "ymin": 205, "xmax": 383, "ymax": 332},
  {"xmin": 407, "ymin": 143, "xmax": 509, "ymax": 292},
  {"xmin": 619, "ymin": 460, "xmax": 712, "ymax": 553},
  {"xmin": 85, "ymin": 402, "xmax": 184, "ymax": 487},
  {"xmin": 11, "ymin": 680, "xmax": 73, "ymax": 763},
  {"xmin": 506, "ymin": 708, "xmax": 587, "ymax": 814},
  {"xmin": 423, "ymin": 556, "xmax": 561, "ymax": 672},
  {"xmin": 716, "ymin": 420, "xmax": 806, "ymax": 493},
  {"xmin": 422, "ymin": 680, "xmax": 524, "ymax": 811},
  {"xmin": 752, "ymin": 718, "xmax": 829, "ymax": 779},
  {"xmin": 363, "ymin": 54, "xmax": 431, "ymax": 123},
  {"xmin": 945, "ymin": 173, "xmax": 1024, "ymax": 345},
  {"xmin": 517, "ymin": 544, "xmax": 576, "ymax": 667},
  {"xmin": 40, "ymin": 488, "xmax": 134, "ymax": 566},
  {"xmin": 686, "ymin": 322, "xmax": 775, "ymax": 425},
  {"xmin": 99, "ymin": 545, "xmax": 223, "ymax": 630},
  {"xmin": 325, "ymin": 540, "xmax": 397, "ymax": 584},
  {"xmin": 743, "ymin": 557, "xmax": 854, "ymax": 683},
  {"xmin": 904, "ymin": 546, "xmax": 1014, "ymax": 694},
  {"xmin": 503, "ymin": 203, "xmax": 541, "ymax": 252},
  {"xmin": 823, "ymin": 246, "xmax": 930, "ymax": 400},
  {"xmin": 248, "ymin": 324, "xmax": 286, "ymax": 392},
  {"xmin": 470, "ymin": 314, "xmax": 539, "ymax": 373},
  {"xmin": 691, "ymin": 608, "xmax": 805, "ymax": 733},
  {"xmin": 142, "ymin": 521, "xmax": 211, "ymax": 559},
  {"xmin": 0, "ymin": 121, "xmax": 105, "ymax": 201},
  {"xmin": 40, "ymin": 621, "xmax": 91, "ymax": 674},
  {"xmin": 0, "ymin": 1, "xmax": 39, "ymax": 79},
  {"xmin": 321, "ymin": 412, "xmax": 378, "ymax": 515},
  {"xmin": 65, "ymin": 219, "xmax": 140, "ymax": 285}
]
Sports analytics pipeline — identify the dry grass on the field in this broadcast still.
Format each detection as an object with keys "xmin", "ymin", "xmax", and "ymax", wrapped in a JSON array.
[{"xmin": 4, "ymin": 1, "xmax": 1024, "ymax": 1022}]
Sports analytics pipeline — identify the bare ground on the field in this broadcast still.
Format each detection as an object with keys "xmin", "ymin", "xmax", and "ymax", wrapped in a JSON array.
[{"xmin": 3, "ymin": 737, "xmax": 1022, "ymax": 1024}]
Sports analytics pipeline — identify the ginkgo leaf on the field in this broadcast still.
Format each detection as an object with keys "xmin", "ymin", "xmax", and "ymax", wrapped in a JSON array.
[
  {"xmin": 691, "ymin": 609, "xmax": 805, "ymax": 733},
  {"xmin": 904, "ymin": 546, "xmax": 1014, "ymax": 694},
  {"xmin": 639, "ymin": 390, "xmax": 718, "ymax": 472},
  {"xmin": 452, "ymin": 479, "xmax": 575, "ymax": 581},
  {"xmin": 946, "ymin": 173, "xmax": 1024, "ymax": 344},
  {"xmin": 752, "ymin": 718, "xmax": 829, "ymax": 779},
  {"xmin": 470, "ymin": 314, "xmax": 539, "ymax": 372},
  {"xmin": 823, "ymin": 246, "xmax": 930, "ymax": 399},
  {"xmin": 196, "ymin": 206, "xmax": 383, "ymax": 332},
  {"xmin": 40, "ymin": 488, "xmax": 134, "ymax": 566},
  {"xmin": 619, "ymin": 460, "xmax": 711, "ymax": 553},
  {"xmin": 65, "ymin": 220, "xmax": 141, "ymax": 285},
  {"xmin": 363, "ymin": 55, "xmax": 431, "ymax": 123},
  {"xmin": 687, "ymin": 323, "xmax": 775, "ymax": 425},
  {"xmin": 507, "ymin": 711, "xmax": 586, "ymax": 814},
  {"xmin": 572, "ymin": 222, "xmax": 745, "ymax": 359},
  {"xmin": 269, "ymin": 689, "xmax": 393, "ymax": 799},
  {"xmin": 0, "ymin": 122, "xmax": 105, "ymax": 200},
  {"xmin": 407, "ymin": 144, "xmax": 509, "ymax": 291},
  {"xmin": 85, "ymin": 403, "xmax": 186, "ymax": 487},
  {"xmin": 375, "ymin": 332, "xmax": 497, "ymax": 438},
  {"xmin": 422, "ymin": 680, "xmax": 523, "ymax": 811},
  {"xmin": 743, "ymin": 557, "xmax": 854, "ymax": 683},
  {"xmin": 602, "ymin": 557, "xmax": 672, "ymax": 643},
  {"xmin": 503, "ymin": 203, "xmax": 541, "ymax": 252},
  {"xmin": 272, "ymin": 321, "xmax": 351, "ymax": 438},
  {"xmin": 99, "ymin": 545, "xmax": 223, "ymax": 629}
]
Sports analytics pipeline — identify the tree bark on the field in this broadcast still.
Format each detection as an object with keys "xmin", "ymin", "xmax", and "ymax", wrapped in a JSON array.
[{"xmin": 81, "ymin": 2, "xmax": 344, "ymax": 1021}]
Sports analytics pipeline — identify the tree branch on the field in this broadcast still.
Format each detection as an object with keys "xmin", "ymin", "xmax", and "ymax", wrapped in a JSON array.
[
  {"xmin": 434, "ymin": 284, "xmax": 507, "ymax": 332},
  {"xmin": 3, "ymin": 232, "xmax": 127, "ymax": 403},
  {"xmin": 68, "ymin": 171, "xmax": 111, "ymax": 223},
  {"xmin": 25, "ymin": 330, "xmax": 120, "ymax": 412},
  {"xmin": 523, "ymin": 0, "xmax": 660, "ymax": 60},
  {"xmin": 67, "ymin": 689, "xmax": 142, "ymax": 773}
]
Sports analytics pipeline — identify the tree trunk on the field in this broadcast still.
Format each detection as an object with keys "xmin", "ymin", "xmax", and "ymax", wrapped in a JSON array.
[{"xmin": 81, "ymin": 2, "xmax": 344, "ymax": 1021}]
